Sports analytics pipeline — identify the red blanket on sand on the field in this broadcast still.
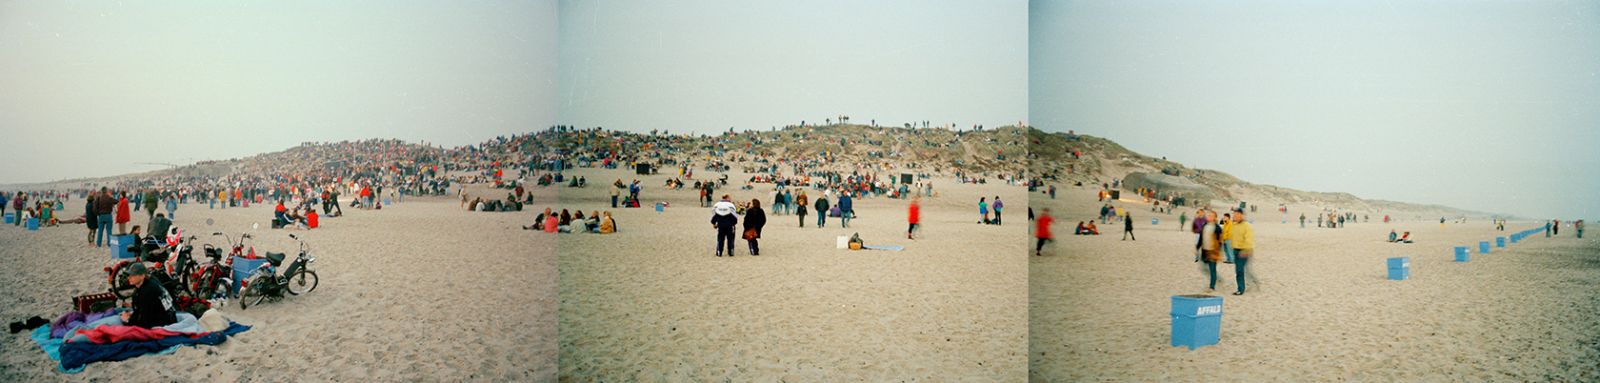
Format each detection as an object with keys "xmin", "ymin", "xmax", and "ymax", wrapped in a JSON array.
[{"xmin": 73, "ymin": 325, "xmax": 194, "ymax": 344}]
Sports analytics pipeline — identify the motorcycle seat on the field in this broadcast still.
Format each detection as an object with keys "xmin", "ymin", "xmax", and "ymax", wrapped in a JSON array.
[{"xmin": 265, "ymin": 252, "xmax": 287, "ymax": 267}]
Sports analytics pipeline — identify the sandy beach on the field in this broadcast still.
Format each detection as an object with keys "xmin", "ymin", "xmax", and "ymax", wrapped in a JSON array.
[
  {"xmin": 0, "ymin": 184, "xmax": 558, "ymax": 381},
  {"xmin": 1029, "ymin": 187, "xmax": 1600, "ymax": 381},
  {"xmin": 557, "ymin": 167, "xmax": 1028, "ymax": 381}
]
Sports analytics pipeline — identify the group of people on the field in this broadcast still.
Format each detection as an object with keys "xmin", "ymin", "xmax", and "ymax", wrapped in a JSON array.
[
  {"xmin": 524, "ymin": 208, "xmax": 617, "ymax": 234},
  {"xmin": 1193, "ymin": 208, "xmax": 1257, "ymax": 296},
  {"xmin": 977, "ymin": 197, "xmax": 1004, "ymax": 225}
]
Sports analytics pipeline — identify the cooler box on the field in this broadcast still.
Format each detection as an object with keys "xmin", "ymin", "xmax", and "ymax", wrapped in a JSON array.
[
  {"xmin": 1386, "ymin": 257, "xmax": 1410, "ymax": 281},
  {"xmin": 3, "ymin": 212, "xmax": 12, "ymax": 224},
  {"xmin": 109, "ymin": 235, "xmax": 136, "ymax": 259},
  {"xmin": 1454, "ymin": 246, "xmax": 1469, "ymax": 262},
  {"xmin": 231, "ymin": 256, "xmax": 269, "ymax": 295},
  {"xmin": 1170, "ymin": 294, "xmax": 1223, "ymax": 350},
  {"xmin": 1152, "ymin": 218, "xmax": 1159, "ymax": 226},
  {"xmin": 1496, "ymin": 237, "xmax": 1505, "ymax": 248},
  {"xmin": 836, "ymin": 236, "xmax": 850, "ymax": 249},
  {"xmin": 1479, "ymin": 241, "xmax": 1490, "ymax": 254},
  {"xmin": 25, "ymin": 218, "xmax": 39, "ymax": 230}
]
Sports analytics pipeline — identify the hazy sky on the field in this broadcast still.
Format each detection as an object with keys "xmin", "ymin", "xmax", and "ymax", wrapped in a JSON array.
[
  {"xmin": 1032, "ymin": 0, "xmax": 1600, "ymax": 220},
  {"xmin": 0, "ymin": 0, "xmax": 557, "ymax": 184},
  {"xmin": 558, "ymin": 0, "xmax": 1028, "ymax": 135}
]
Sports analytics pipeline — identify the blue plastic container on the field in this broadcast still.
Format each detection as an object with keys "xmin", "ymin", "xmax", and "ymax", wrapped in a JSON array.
[
  {"xmin": 231, "ymin": 256, "xmax": 269, "ymax": 295},
  {"xmin": 1171, "ymin": 294, "xmax": 1224, "ymax": 350},
  {"xmin": 1387, "ymin": 257, "xmax": 1410, "ymax": 281},
  {"xmin": 25, "ymin": 218, "xmax": 39, "ymax": 230},
  {"xmin": 2, "ymin": 212, "xmax": 12, "ymax": 224},
  {"xmin": 1479, "ymin": 241, "xmax": 1490, "ymax": 254},
  {"xmin": 109, "ymin": 235, "xmax": 136, "ymax": 259},
  {"xmin": 1496, "ymin": 237, "xmax": 1505, "ymax": 248},
  {"xmin": 1454, "ymin": 246, "xmax": 1469, "ymax": 262}
]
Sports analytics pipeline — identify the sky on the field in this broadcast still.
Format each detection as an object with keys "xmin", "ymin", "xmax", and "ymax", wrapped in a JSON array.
[
  {"xmin": 0, "ymin": 0, "xmax": 557, "ymax": 184},
  {"xmin": 1031, "ymin": 0, "xmax": 1600, "ymax": 220},
  {"xmin": 558, "ymin": 0, "xmax": 1028, "ymax": 135}
]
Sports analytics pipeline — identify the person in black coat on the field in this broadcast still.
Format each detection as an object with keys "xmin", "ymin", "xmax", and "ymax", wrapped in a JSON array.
[
  {"xmin": 711, "ymin": 196, "xmax": 739, "ymax": 257},
  {"xmin": 1123, "ymin": 212, "xmax": 1136, "ymax": 241},
  {"xmin": 744, "ymin": 199, "xmax": 767, "ymax": 256}
]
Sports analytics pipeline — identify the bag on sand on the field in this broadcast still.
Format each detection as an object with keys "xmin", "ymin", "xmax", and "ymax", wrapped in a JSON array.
[{"xmin": 742, "ymin": 229, "xmax": 757, "ymax": 240}]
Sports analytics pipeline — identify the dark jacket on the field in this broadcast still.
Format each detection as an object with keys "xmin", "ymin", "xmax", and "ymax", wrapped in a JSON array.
[
  {"xmin": 93, "ymin": 194, "xmax": 115, "ymax": 215},
  {"xmin": 743, "ymin": 207, "xmax": 766, "ymax": 237},
  {"xmin": 711, "ymin": 213, "xmax": 738, "ymax": 232},
  {"xmin": 815, "ymin": 198, "xmax": 829, "ymax": 213},
  {"xmin": 128, "ymin": 280, "xmax": 177, "ymax": 328}
]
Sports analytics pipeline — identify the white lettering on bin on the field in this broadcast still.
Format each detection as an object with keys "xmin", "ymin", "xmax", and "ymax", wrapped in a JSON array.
[{"xmin": 1195, "ymin": 305, "xmax": 1222, "ymax": 315}]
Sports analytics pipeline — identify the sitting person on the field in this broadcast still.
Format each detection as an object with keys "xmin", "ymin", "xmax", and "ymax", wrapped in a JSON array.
[
  {"xmin": 557, "ymin": 209, "xmax": 574, "ymax": 233},
  {"xmin": 1075, "ymin": 221, "xmax": 1089, "ymax": 235},
  {"xmin": 524, "ymin": 208, "xmax": 553, "ymax": 230},
  {"xmin": 149, "ymin": 213, "xmax": 172, "ymax": 241},
  {"xmin": 599, "ymin": 211, "xmax": 617, "ymax": 233},
  {"xmin": 1395, "ymin": 231, "xmax": 1413, "ymax": 244},
  {"xmin": 1083, "ymin": 221, "xmax": 1100, "ymax": 235},
  {"xmin": 121, "ymin": 263, "xmax": 177, "ymax": 328},
  {"xmin": 1387, "ymin": 230, "xmax": 1399, "ymax": 242},
  {"xmin": 583, "ymin": 211, "xmax": 601, "ymax": 233},
  {"xmin": 274, "ymin": 201, "xmax": 290, "ymax": 228}
]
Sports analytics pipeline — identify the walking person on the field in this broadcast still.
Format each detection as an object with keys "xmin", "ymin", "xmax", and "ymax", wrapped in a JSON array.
[
  {"xmin": 795, "ymin": 191, "xmax": 809, "ymax": 228},
  {"xmin": 907, "ymin": 196, "xmax": 921, "ymax": 240},
  {"xmin": 1122, "ymin": 211, "xmax": 1135, "ymax": 240},
  {"xmin": 84, "ymin": 195, "xmax": 98, "ymax": 244},
  {"xmin": 743, "ymin": 199, "xmax": 766, "ymax": 256},
  {"xmin": 1229, "ymin": 210, "xmax": 1256, "ymax": 295},
  {"xmin": 711, "ymin": 195, "xmax": 738, "ymax": 257},
  {"xmin": 1035, "ymin": 208, "xmax": 1054, "ymax": 256},
  {"xmin": 1199, "ymin": 210, "xmax": 1223, "ymax": 292},
  {"xmin": 142, "ymin": 189, "xmax": 159, "ymax": 220},
  {"xmin": 838, "ymin": 192, "xmax": 853, "ymax": 228},
  {"xmin": 164, "ymin": 194, "xmax": 178, "ymax": 220},
  {"xmin": 1178, "ymin": 212, "xmax": 1187, "ymax": 231},
  {"xmin": 814, "ymin": 194, "xmax": 829, "ymax": 228}
]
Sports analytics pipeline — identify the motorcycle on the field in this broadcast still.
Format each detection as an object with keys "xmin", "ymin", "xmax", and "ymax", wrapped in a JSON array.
[
  {"xmin": 238, "ymin": 233, "xmax": 319, "ymax": 309},
  {"xmin": 107, "ymin": 228, "xmax": 193, "ymax": 299}
]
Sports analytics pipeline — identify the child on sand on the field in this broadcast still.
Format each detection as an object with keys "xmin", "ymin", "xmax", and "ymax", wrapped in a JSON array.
[
  {"xmin": 907, "ymin": 196, "xmax": 921, "ymax": 240},
  {"xmin": 1035, "ymin": 208, "xmax": 1053, "ymax": 256}
]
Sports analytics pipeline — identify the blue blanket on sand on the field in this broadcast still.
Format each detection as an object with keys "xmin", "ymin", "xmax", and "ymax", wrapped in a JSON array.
[{"xmin": 31, "ymin": 321, "xmax": 251, "ymax": 373}]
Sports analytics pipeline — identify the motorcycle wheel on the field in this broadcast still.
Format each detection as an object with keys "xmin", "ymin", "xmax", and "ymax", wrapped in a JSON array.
[
  {"xmin": 285, "ymin": 270, "xmax": 319, "ymax": 296},
  {"xmin": 240, "ymin": 278, "xmax": 268, "ymax": 309}
]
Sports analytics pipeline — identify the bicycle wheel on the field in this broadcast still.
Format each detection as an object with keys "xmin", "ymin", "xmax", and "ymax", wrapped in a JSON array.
[
  {"xmin": 285, "ymin": 270, "xmax": 319, "ymax": 296},
  {"xmin": 239, "ymin": 277, "xmax": 268, "ymax": 310}
]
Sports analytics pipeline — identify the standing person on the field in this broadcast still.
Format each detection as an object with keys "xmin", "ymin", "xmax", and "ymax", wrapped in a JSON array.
[
  {"xmin": 1299, "ymin": 213, "xmax": 1306, "ymax": 228},
  {"xmin": 10, "ymin": 192, "xmax": 22, "ymax": 226},
  {"xmin": 1122, "ymin": 211, "xmax": 1136, "ymax": 240},
  {"xmin": 772, "ymin": 190, "xmax": 785, "ymax": 216},
  {"xmin": 838, "ymin": 192, "xmax": 853, "ymax": 228},
  {"xmin": 142, "ymin": 189, "xmax": 159, "ymax": 220},
  {"xmin": 1200, "ymin": 210, "xmax": 1223, "ymax": 292},
  {"xmin": 1229, "ymin": 210, "xmax": 1256, "ymax": 296},
  {"xmin": 992, "ymin": 196, "xmax": 1004, "ymax": 225},
  {"xmin": 84, "ymin": 195, "xmax": 98, "ymax": 244},
  {"xmin": 711, "ymin": 195, "xmax": 739, "ymax": 257},
  {"xmin": 115, "ymin": 192, "xmax": 131, "ymax": 235},
  {"xmin": 743, "ymin": 199, "xmax": 766, "ymax": 256},
  {"xmin": 1178, "ymin": 212, "xmax": 1187, "ymax": 231},
  {"xmin": 1554, "ymin": 219, "xmax": 1561, "ymax": 236},
  {"xmin": 610, "ymin": 187, "xmax": 619, "ymax": 208},
  {"xmin": 1035, "ymin": 208, "xmax": 1054, "ymax": 256},
  {"xmin": 795, "ymin": 191, "xmax": 809, "ymax": 228},
  {"xmin": 1546, "ymin": 220, "xmax": 1552, "ymax": 237},
  {"xmin": 164, "ymin": 194, "xmax": 178, "ymax": 220},
  {"xmin": 907, "ymin": 196, "xmax": 921, "ymax": 240},
  {"xmin": 1576, "ymin": 220, "xmax": 1584, "ymax": 239},
  {"xmin": 1221, "ymin": 213, "xmax": 1234, "ymax": 264},
  {"xmin": 978, "ymin": 197, "xmax": 989, "ymax": 224},
  {"xmin": 0, "ymin": 192, "xmax": 7, "ymax": 222},
  {"xmin": 814, "ymin": 194, "xmax": 829, "ymax": 228},
  {"xmin": 94, "ymin": 189, "xmax": 115, "ymax": 247}
]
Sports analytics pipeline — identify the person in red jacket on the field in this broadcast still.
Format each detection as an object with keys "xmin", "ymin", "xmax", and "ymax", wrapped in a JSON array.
[
  {"xmin": 907, "ymin": 196, "xmax": 921, "ymax": 239},
  {"xmin": 1036, "ymin": 208, "xmax": 1054, "ymax": 256},
  {"xmin": 115, "ymin": 192, "xmax": 131, "ymax": 235}
]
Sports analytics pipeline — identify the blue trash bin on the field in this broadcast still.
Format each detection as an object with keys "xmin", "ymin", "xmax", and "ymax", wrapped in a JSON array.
[
  {"xmin": 25, "ymin": 218, "xmax": 39, "ymax": 230},
  {"xmin": 1171, "ymin": 294, "xmax": 1224, "ymax": 350},
  {"xmin": 1152, "ymin": 218, "xmax": 1159, "ymax": 226},
  {"xmin": 109, "ymin": 235, "xmax": 136, "ymax": 259},
  {"xmin": 1479, "ymin": 241, "xmax": 1490, "ymax": 254},
  {"xmin": 2, "ymin": 212, "xmax": 12, "ymax": 224},
  {"xmin": 1387, "ymin": 257, "xmax": 1410, "ymax": 280},
  {"xmin": 1496, "ymin": 237, "xmax": 1505, "ymax": 248},
  {"xmin": 231, "ymin": 256, "xmax": 269, "ymax": 295},
  {"xmin": 1454, "ymin": 246, "xmax": 1469, "ymax": 262}
]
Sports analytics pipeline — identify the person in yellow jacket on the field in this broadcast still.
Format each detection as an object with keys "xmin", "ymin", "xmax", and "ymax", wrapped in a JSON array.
[
  {"xmin": 1229, "ymin": 210, "xmax": 1255, "ymax": 295},
  {"xmin": 599, "ymin": 211, "xmax": 617, "ymax": 234},
  {"xmin": 1220, "ymin": 213, "xmax": 1235, "ymax": 264}
]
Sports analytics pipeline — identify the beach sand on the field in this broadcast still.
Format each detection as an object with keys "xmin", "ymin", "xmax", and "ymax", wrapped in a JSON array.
[
  {"xmin": 1029, "ymin": 187, "xmax": 1600, "ymax": 381},
  {"xmin": 557, "ymin": 168, "xmax": 1028, "ymax": 381},
  {"xmin": 0, "ymin": 186, "xmax": 558, "ymax": 381}
]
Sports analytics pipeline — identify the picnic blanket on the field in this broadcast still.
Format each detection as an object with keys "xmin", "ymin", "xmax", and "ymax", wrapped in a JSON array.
[
  {"xmin": 29, "ymin": 312, "xmax": 250, "ymax": 373},
  {"xmin": 862, "ymin": 245, "xmax": 905, "ymax": 251}
]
